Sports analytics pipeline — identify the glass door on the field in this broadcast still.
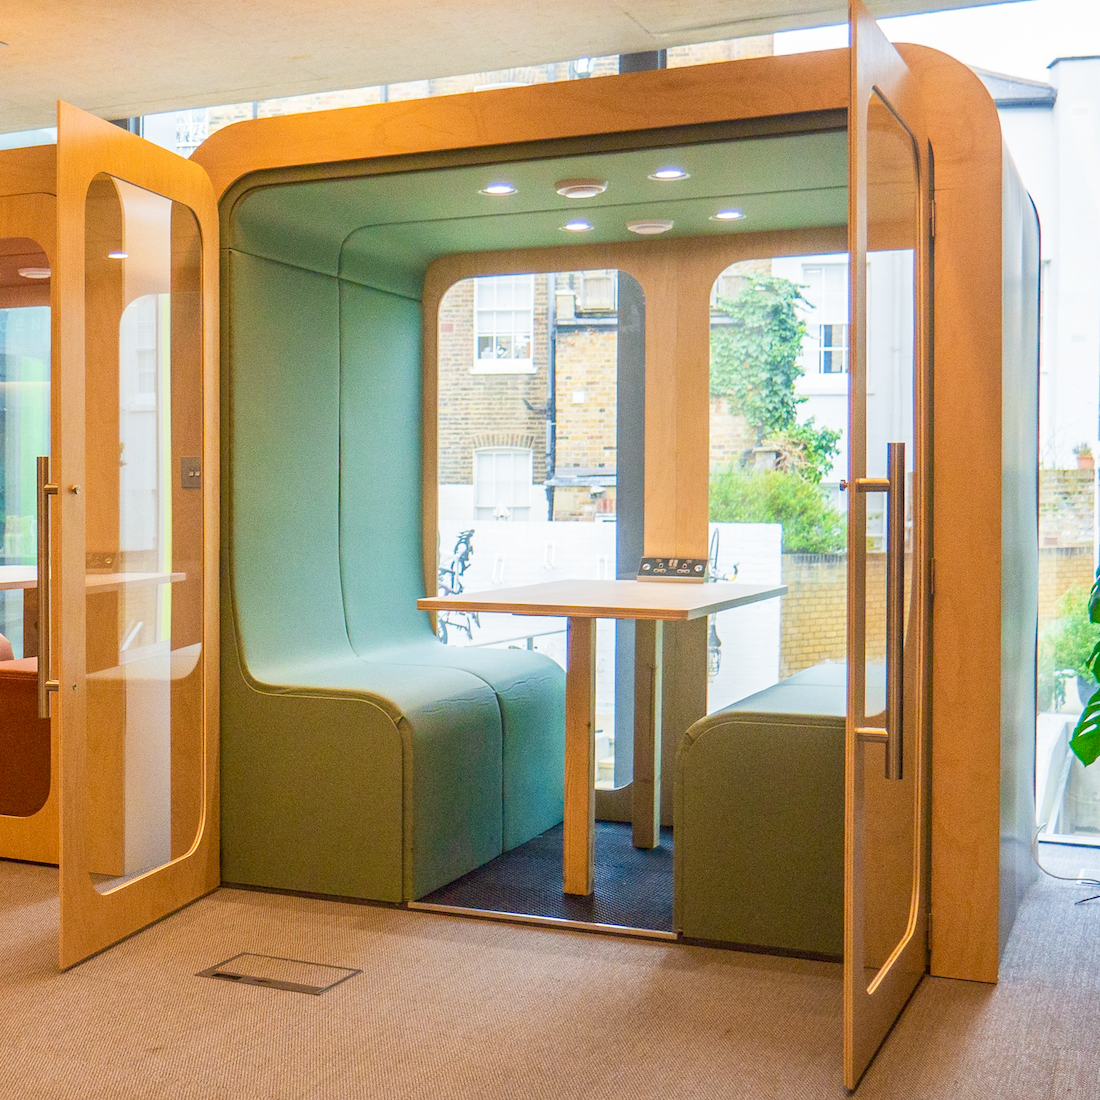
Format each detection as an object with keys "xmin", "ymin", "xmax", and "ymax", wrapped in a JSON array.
[
  {"xmin": 55, "ymin": 102, "xmax": 219, "ymax": 968},
  {"xmin": 845, "ymin": 0, "xmax": 932, "ymax": 1087}
]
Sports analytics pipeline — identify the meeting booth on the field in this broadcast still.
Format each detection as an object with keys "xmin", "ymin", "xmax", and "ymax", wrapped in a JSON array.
[{"xmin": 0, "ymin": 2, "xmax": 1038, "ymax": 1087}]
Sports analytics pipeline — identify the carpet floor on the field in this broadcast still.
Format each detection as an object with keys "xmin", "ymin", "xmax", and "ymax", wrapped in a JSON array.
[
  {"xmin": 419, "ymin": 821, "xmax": 674, "ymax": 931},
  {"xmin": 0, "ymin": 845, "xmax": 1098, "ymax": 1098}
]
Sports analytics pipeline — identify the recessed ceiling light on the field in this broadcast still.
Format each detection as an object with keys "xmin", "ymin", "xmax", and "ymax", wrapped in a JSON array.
[
  {"xmin": 17, "ymin": 266, "xmax": 50, "ymax": 279},
  {"xmin": 648, "ymin": 167, "xmax": 690, "ymax": 181},
  {"xmin": 561, "ymin": 219, "xmax": 594, "ymax": 232},
  {"xmin": 711, "ymin": 209, "xmax": 746, "ymax": 222},
  {"xmin": 107, "ymin": 249, "xmax": 128, "ymax": 259},
  {"xmin": 480, "ymin": 182, "xmax": 517, "ymax": 196},
  {"xmin": 555, "ymin": 178, "xmax": 608, "ymax": 199},
  {"xmin": 626, "ymin": 219, "xmax": 674, "ymax": 235}
]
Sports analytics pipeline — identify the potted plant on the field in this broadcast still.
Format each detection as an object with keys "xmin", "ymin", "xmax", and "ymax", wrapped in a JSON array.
[
  {"xmin": 1074, "ymin": 442, "xmax": 1094, "ymax": 470},
  {"xmin": 1070, "ymin": 567, "xmax": 1100, "ymax": 764}
]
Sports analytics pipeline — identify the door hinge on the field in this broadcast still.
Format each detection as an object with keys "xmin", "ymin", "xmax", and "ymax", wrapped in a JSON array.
[
  {"xmin": 930, "ymin": 199, "xmax": 937, "ymax": 239},
  {"xmin": 929, "ymin": 558, "xmax": 935, "ymax": 600}
]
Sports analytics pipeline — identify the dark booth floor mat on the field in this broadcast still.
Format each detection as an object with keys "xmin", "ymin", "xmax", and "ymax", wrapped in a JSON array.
[{"xmin": 419, "ymin": 821, "xmax": 673, "ymax": 931}]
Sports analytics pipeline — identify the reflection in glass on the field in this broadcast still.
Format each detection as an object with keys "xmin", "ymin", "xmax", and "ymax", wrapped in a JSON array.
[
  {"xmin": 0, "ymin": 253, "xmax": 51, "ymax": 817},
  {"xmin": 84, "ymin": 174, "xmax": 204, "ymax": 890}
]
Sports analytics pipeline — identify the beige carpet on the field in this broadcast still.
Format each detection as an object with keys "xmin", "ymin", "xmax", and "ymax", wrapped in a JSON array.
[{"xmin": 0, "ymin": 854, "xmax": 1097, "ymax": 1099}]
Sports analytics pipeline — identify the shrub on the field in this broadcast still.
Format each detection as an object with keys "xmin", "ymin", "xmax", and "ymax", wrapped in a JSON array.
[{"xmin": 709, "ymin": 466, "xmax": 846, "ymax": 554}]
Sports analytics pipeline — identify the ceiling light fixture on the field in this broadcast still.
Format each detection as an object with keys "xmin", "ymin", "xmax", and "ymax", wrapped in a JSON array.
[
  {"xmin": 555, "ymin": 178, "xmax": 608, "ymax": 199},
  {"xmin": 17, "ymin": 267, "xmax": 50, "ymax": 279},
  {"xmin": 107, "ymin": 249, "xmax": 128, "ymax": 259},
  {"xmin": 480, "ymin": 182, "xmax": 517, "ymax": 196},
  {"xmin": 626, "ymin": 219, "xmax": 674, "ymax": 235},
  {"xmin": 561, "ymin": 219, "xmax": 594, "ymax": 232},
  {"xmin": 711, "ymin": 209, "xmax": 746, "ymax": 222},
  {"xmin": 648, "ymin": 167, "xmax": 690, "ymax": 181}
]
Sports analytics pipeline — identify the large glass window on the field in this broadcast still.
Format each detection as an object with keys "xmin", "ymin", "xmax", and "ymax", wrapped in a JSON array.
[{"xmin": 438, "ymin": 269, "xmax": 628, "ymax": 786}]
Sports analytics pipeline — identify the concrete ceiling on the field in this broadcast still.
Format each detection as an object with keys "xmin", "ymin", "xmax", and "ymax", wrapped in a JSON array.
[{"xmin": 0, "ymin": 0, "xmax": 1013, "ymax": 134}]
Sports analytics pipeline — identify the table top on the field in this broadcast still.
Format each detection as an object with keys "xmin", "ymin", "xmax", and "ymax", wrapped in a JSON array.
[
  {"xmin": 0, "ymin": 566, "xmax": 37, "ymax": 591},
  {"xmin": 0, "ymin": 566, "xmax": 184, "ymax": 592},
  {"xmin": 418, "ymin": 578, "xmax": 786, "ymax": 621}
]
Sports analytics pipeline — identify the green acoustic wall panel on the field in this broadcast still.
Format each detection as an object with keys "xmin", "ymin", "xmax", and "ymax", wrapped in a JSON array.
[
  {"xmin": 223, "ymin": 250, "xmax": 506, "ymax": 900},
  {"xmin": 336, "ymin": 278, "xmax": 565, "ymax": 851},
  {"xmin": 337, "ymin": 280, "xmax": 430, "ymax": 654}
]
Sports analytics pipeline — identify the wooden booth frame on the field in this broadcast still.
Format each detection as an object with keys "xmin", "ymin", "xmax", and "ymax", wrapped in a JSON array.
[{"xmin": 195, "ymin": 43, "xmax": 1035, "ymax": 987}]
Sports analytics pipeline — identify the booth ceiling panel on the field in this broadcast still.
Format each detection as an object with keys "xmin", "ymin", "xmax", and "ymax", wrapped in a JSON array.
[
  {"xmin": 1, "ymin": 0, "xmax": 1013, "ymax": 134},
  {"xmin": 230, "ymin": 130, "xmax": 847, "ymax": 296}
]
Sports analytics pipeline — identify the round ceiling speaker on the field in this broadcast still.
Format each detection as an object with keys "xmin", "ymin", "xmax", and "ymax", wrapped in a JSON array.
[
  {"xmin": 555, "ymin": 178, "xmax": 609, "ymax": 198},
  {"xmin": 626, "ymin": 219, "xmax": 674, "ymax": 235}
]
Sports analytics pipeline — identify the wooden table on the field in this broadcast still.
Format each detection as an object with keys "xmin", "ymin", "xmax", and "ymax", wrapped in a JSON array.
[
  {"xmin": 418, "ymin": 578, "xmax": 786, "ymax": 896},
  {"xmin": 0, "ymin": 568, "xmax": 184, "ymax": 658}
]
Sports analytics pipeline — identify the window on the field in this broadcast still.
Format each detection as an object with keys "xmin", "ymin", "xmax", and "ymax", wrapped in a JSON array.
[
  {"xmin": 473, "ymin": 275, "xmax": 534, "ymax": 373},
  {"xmin": 473, "ymin": 447, "xmax": 533, "ymax": 520},
  {"xmin": 577, "ymin": 270, "xmax": 617, "ymax": 312},
  {"xmin": 801, "ymin": 262, "xmax": 849, "ymax": 374}
]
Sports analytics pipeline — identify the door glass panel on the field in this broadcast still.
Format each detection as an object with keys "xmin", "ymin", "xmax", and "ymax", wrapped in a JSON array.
[
  {"xmin": 83, "ymin": 174, "xmax": 204, "ymax": 890},
  {"xmin": 862, "ymin": 90, "xmax": 919, "ymax": 988},
  {"xmin": 707, "ymin": 257, "xmax": 847, "ymax": 714},
  {"xmin": 0, "ymin": 238, "xmax": 51, "ymax": 817}
]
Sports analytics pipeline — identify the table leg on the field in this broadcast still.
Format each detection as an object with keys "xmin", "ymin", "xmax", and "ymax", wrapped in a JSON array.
[
  {"xmin": 563, "ymin": 616, "xmax": 595, "ymax": 896},
  {"xmin": 632, "ymin": 618, "xmax": 662, "ymax": 848}
]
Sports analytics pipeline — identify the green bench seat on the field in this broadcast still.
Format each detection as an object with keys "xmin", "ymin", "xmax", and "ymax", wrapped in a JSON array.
[
  {"xmin": 222, "ymin": 248, "xmax": 564, "ymax": 903},
  {"xmin": 674, "ymin": 663, "xmax": 880, "ymax": 957}
]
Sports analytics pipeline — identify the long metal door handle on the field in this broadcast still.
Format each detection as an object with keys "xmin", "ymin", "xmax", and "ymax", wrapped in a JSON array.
[
  {"xmin": 884, "ymin": 441, "xmax": 905, "ymax": 780},
  {"xmin": 36, "ymin": 456, "xmax": 59, "ymax": 718},
  {"xmin": 849, "ymin": 442, "xmax": 905, "ymax": 780}
]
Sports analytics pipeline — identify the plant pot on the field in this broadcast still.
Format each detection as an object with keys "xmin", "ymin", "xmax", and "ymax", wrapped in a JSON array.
[{"xmin": 1078, "ymin": 454, "xmax": 1094, "ymax": 470}]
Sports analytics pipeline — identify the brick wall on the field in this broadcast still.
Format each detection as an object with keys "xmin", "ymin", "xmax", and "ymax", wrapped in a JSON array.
[
  {"xmin": 1039, "ymin": 546, "xmax": 1095, "ymax": 624},
  {"xmin": 1040, "ymin": 468, "xmax": 1095, "ymax": 547},
  {"xmin": 778, "ymin": 553, "xmax": 887, "ymax": 679},
  {"xmin": 709, "ymin": 396, "xmax": 754, "ymax": 469},
  {"xmin": 437, "ymin": 276, "xmax": 550, "ymax": 484},
  {"xmin": 555, "ymin": 326, "xmax": 617, "ymax": 470}
]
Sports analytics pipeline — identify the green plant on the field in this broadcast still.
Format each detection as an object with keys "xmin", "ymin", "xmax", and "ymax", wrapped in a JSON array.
[
  {"xmin": 1073, "ymin": 442, "xmax": 1093, "ymax": 457},
  {"xmin": 710, "ymin": 274, "xmax": 840, "ymax": 484},
  {"xmin": 1069, "ymin": 569, "xmax": 1100, "ymax": 765},
  {"xmin": 709, "ymin": 466, "xmax": 846, "ymax": 554}
]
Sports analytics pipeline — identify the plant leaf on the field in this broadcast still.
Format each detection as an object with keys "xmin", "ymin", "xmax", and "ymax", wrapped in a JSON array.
[
  {"xmin": 1070, "ymin": 689, "xmax": 1100, "ymax": 766},
  {"xmin": 1089, "ymin": 565, "xmax": 1100, "ymax": 624}
]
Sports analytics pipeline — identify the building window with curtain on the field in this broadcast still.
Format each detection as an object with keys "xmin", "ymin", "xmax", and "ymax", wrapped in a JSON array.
[{"xmin": 473, "ymin": 275, "xmax": 535, "ymax": 373}]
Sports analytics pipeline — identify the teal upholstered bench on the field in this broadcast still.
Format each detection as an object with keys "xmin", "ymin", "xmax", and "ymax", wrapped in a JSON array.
[
  {"xmin": 221, "ymin": 249, "xmax": 564, "ymax": 904},
  {"xmin": 674, "ymin": 663, "xmax": 868, "ymax": 958}
]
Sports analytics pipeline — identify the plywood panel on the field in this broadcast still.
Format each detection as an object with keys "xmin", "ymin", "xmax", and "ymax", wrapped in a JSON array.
[
  {"xmin": 899, "ymin": 45, "xmax": 1009, "ymax": 985},
  {"xmin": 56, "ymin": 101, "xmax": 220, "ymax": 969}
]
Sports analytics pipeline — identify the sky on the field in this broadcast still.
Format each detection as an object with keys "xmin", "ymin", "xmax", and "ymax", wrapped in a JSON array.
[{"xmin": 776, "ymin": 0, "xmax": 1100, "ymax": 83}]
